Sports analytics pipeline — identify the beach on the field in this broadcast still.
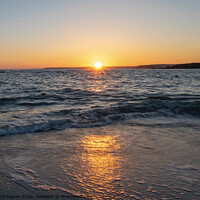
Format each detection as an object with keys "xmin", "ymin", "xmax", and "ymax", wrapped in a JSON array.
[{"xmin": 0, "ymin": 121, "xmax": 199, "ymax": 199}]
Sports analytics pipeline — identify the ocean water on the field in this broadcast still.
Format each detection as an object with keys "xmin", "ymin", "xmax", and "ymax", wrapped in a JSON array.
[
  {"xmin": 0, "ymin": 68, "xmax": 200, "ymax": 135},
  {"xmin": 0, "ymin": 68, "xmax": 200, "ymax": 199}
]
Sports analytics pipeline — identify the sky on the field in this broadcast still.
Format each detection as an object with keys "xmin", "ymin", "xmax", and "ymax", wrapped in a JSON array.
[{"xmin": 0, "ymin": 0, "xmax": 200, "ymax": 69}]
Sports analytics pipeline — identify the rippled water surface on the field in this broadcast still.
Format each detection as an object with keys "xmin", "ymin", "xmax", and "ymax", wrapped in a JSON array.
[{"xmin": 0, "ymin": 68, "xmax": 200, "ymax": 135}]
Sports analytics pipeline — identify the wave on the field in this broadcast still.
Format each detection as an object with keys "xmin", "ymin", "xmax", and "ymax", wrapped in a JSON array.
[
  {"xmin": 0, "ymin": 97, "xmax": 200, "ymax": 136},
  {"xmin": 17, "ymin": 102, "xmax": 56, "ymax": 106},
  {"xmin": 0, "ymin": 96, "xmax": 28, "ymax": 104},
  {"xmin": 0, "ymin": 87, "xmax": 94, "ymax": 107},
  {"xmin": 0, "ymin": 119, "xmax": 72, "ymax": 136}
]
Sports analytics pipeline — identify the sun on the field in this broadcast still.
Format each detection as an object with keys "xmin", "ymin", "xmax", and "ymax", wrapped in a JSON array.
[{"xmin": 94, "ymin": 62, "xmax": 102, "ymax": 69}]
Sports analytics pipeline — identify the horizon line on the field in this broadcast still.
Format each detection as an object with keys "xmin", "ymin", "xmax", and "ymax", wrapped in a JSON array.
[{"xmin": 1, "ymin": 62, "xmax": 200, "ymax": 70}]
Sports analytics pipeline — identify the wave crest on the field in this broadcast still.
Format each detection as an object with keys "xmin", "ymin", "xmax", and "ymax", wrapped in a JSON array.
[{"xmin": 0, "ymin": 97, "xmax": 199, "ymax": 136}]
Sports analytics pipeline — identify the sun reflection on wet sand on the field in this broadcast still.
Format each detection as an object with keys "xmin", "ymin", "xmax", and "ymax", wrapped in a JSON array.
[{"xmin": 77, "ymin": 134, "xmax": 123, "ymax": 199}]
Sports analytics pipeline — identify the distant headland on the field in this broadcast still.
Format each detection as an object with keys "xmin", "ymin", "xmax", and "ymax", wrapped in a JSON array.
[
  {"xmin": 134, "ymin": 63, "xmax": 200, "ymax": 69},
  {"xmin": 43, "ymin": 63, "xmax": 200, "ymax": 70}
]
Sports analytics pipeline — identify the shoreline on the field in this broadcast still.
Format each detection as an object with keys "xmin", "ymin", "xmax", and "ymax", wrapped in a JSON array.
[{"xmin": 0, "ymin": 123, "xmax": 199, "ymax": 199}]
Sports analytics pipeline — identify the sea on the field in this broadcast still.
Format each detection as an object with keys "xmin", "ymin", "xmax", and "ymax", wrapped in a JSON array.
[{"xmin": 0, "ymin": 68, "xmax": 200, "ymax": 199}]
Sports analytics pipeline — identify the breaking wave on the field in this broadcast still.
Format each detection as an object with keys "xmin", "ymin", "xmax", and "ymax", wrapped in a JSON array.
[{"xmin": 0, "ymin": 97, "xmax": 200, "ymax": 136}]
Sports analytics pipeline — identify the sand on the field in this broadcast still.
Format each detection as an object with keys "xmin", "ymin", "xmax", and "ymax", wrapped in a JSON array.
[{"xmin": 0, "ymin": 122, "xmax": 199, "ymax": 199}]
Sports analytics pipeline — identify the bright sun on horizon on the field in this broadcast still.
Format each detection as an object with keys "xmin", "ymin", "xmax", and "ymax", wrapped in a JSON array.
[{"xmin": 94, "ymin": 62, "xmax": 103, "ymax": 69}]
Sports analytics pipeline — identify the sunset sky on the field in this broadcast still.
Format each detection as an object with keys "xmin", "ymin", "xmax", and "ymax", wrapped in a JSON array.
[{"xmin": 0, "ymin": 0, "xmax": 200, "ymax": 69}]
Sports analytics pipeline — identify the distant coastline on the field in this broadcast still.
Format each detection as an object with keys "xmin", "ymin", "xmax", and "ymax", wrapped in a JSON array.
[
  {"xmin": 1, "ymin": 63, "xmax": 200, "ymax": 71},
  {"xmin": 43, "ymin": 63, "xmax": 200, "ymax": 70},
  {"xmin": 134, "ymin": 63, "xmax": 200, "ymax": 69}
]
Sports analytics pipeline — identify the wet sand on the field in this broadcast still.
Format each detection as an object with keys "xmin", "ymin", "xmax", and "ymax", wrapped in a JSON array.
[
  {"xmin": 0, "ymin": 122, "xmax": 200, "ymax": 199},
  {"xmin": 0, "ymin": 172, "xmax": 87, "ymax": 199}
]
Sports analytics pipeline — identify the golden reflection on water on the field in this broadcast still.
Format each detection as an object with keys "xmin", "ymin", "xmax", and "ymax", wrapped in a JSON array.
[
  {"xmin": 78, "ymin": 134, "xmax": 123, "ymax": 199},
  {"xmin": 89, "ymin": 80, "xmax": 104, "ymax": 92},
  {"xmin": 88, "ymin": 68, "xmax": 109, "ymax": 92}
]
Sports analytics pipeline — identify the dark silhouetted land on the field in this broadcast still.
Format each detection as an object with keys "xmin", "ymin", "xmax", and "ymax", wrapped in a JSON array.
[{"xmin": 43, "ymin": 63, "xmax": 200, "ymax": 70}]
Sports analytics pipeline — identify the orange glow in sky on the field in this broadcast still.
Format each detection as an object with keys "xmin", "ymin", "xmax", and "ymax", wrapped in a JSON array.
[{"xmin": 0, "ymin": 0, "xmax": 200, "ymax": 69}]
